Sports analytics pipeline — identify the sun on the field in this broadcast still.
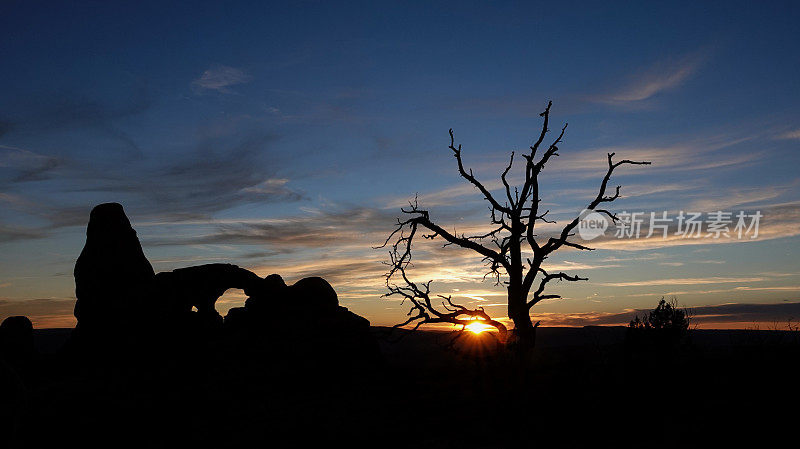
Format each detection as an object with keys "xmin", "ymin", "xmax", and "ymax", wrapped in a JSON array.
[{"xmin": 465, "ymin": 320, "xmax": 494, "ymax": 334}]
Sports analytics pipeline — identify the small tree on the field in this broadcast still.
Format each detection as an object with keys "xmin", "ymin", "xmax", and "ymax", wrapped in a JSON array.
[
  {"xmin": 379, "ymin": 102, "xmax": 650, "ymax": 349},
  {"xmin": 627, "ymin": 297, "xmax": 692, "ymax": 360},
  {"xmin": 629, "ymin": 297, "xmax": 691, "ymax": 332}
]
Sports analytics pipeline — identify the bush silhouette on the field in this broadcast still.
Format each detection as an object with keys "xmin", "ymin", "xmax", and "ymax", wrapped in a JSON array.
[
  {"xmin": 629, "ymin": 297, "xmax": 690, "ymax": 331},
  {"xmin": 627, "ymin": 297, "xmax": 691, "ymax": 359}
]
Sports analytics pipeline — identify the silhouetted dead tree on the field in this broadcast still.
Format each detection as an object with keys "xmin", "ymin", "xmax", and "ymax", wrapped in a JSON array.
[{"xmin": 378, "ymin": 101, "xmax": 650, "ymax": 349}]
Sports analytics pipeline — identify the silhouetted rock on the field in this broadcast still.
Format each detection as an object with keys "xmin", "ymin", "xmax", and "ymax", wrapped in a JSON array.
[
  {"xmin": 228, "ymin": 275, "xmax": 381, "ymax": 363},
  {"xmin": 0, "ymin": 315, "xmax": 34, "ymax": 441},
  {"xmin": 67, "ymin": 202, "xmax": 382, "ymax": 366},
  {"xmin": 243, "ymin": 273, "xmax": 287, "ymax": 313},
  {"xmin": 73, "ymin": 203, "xmax": 155, "ymax": 337},
  {"xmin": 154, "ymin": 263, "xmax": 263, "ymax": 325},
  {"xmin": 243, "ymin": 274, "xmax": 338, "ymax": 316},
  {"xmin": 264, "ymin": 272, "xmax": 288, "ymax": 291},
  {"xmin": 289, "ymin": 276, "xmax": 339, "ymax": 315},
  {"xmin": 0, "ymin": 316, "xmax": 35, "ymax": 361},
  {"xmin": 222, "ymin": 306, "xmax": 249, "ymax": 330},
  {"xmin": 0, "ymin": 357, "xmax": 27, "ymax": 446}
]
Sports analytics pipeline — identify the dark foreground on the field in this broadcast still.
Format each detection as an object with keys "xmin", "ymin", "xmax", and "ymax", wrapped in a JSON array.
[{"xmin": 2, "ymin": 326, "xmax": 798, "ymax": 448}]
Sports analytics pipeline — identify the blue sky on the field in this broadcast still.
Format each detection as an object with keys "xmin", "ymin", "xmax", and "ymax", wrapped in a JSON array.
[{"xmin": 1, "ymin": 0, "xmax": 799, "ymax": 328}]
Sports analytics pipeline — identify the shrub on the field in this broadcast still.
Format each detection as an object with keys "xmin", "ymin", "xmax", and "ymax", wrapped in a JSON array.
[
  {"xmin": 627, "ymin": 297, "xmax": 692, "ymax": 360},
  {"xmin": 629, "ymin": 297, "xmax": 690, "ymax": 331}
]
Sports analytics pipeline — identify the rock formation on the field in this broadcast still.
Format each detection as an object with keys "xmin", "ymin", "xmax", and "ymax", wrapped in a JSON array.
[
  {"xmin": 153, "ymin": 263, "xmax": 263, "ymax": 328},
  {"xmin": 227, "ymin": 274, "xmax": 380, "ymax": 363},
  {"xmin": 73, "ymin": 203, "xmax": 155, "ymax": 336},
  {"xmin": 0, "ymin": 316, "xmax": 34, "ymax": 361},
  {"xmin": 67, "ymin": 202, "xmax": 380, "ymax": 363}
]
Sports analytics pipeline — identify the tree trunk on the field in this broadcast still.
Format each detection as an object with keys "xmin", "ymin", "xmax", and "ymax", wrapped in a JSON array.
[
  {"xmin": 509, "ymin": 309, "xmax": 536, "ymax": 350},
  {"xmin": 508, "ymin": 222, "xmax": 536, "ymax": 351},
  {"xmin": 508, "ymin": 282, "xmax": 536, "ymax": 351}
]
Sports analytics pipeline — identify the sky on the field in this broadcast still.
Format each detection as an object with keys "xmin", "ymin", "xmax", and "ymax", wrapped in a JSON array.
[{"xmin": 1, "ymin": 0, "xmax": 799, "ymax": 329}]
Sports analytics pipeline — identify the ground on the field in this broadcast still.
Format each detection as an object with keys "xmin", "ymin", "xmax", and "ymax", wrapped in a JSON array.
[{"xmin": 2, "ymin": 326, "xmax": 798, "ymax": 448}]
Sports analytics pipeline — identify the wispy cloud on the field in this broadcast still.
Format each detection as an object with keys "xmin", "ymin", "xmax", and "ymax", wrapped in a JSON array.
[
  {"xmin": 0, "ymin": 129, "xmax": 308, "ymax": 242},
  {"xmin": 66, "ymin": 133, "xmax": 302, "ymax": 221},
  {"xmin": 0, "ymin": 86, "xmax": 151, "ymax": 161},
  {"xmin": 192, "ymin": 66, "xmax": 252, "ymax": 93},
  {"xmin": 0, "ymin": 144, "xmax": 63, "ymax": 184},
  {"xmin": 383, "ymin": 181, "xmax": 505, "ymax": 209},
  {"xmin": 0, "ymin": 224, "xmax": 47, "ymax": 243},
  {"xmin": 146, "ymin": 206, "xmax": 396, "ymax": 249},
  {"xmin": 777, "ymin": 129, "xmax": 800, "ymax": 140},
  {"xmin": 593, "ymin": 49, "xmax": 707, "ymax": 105},
  {"xmin": 621, "ymin": 282, "xmax": 800, "ymax": 298},
  {"xmin": 687, "ymin": 184, "xmax": 790, "ymax": 211},
  {"xmin": 551, "ymin": 135, "xmax": 755, "ymax": 177},
  {"xmin": 600, "ymin": 276, "xmax": 765, "ymax": 287}
]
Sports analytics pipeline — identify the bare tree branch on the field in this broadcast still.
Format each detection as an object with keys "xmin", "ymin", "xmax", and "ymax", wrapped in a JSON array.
[
  {"xmin": 449, "ymin": 129, "xmax": 512, "ymax": 214},
  {"xmin": 382, "ymin": 259, "xmax": 508, "ymax": 340},
  {"xmin": 527, "ymin": 268, "xmax": 588, "ymax": 308}
]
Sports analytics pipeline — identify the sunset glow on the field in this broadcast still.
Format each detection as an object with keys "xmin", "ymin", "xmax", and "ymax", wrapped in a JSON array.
[
  {"xmin": 2, "ymin": 3, "xmax": 799, "ymax": 448},
  {"xmin": 0, "ymin": 1, "xmax": 799, "ymax": 331},
  {"xmin": 465, "ymin": 320, "xmax": 495, "ymax": 334}
]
